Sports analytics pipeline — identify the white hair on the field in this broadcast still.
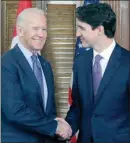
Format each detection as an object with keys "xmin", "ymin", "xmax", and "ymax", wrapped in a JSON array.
[{"xmin": 16, "ymin": 8, "xmax": 46, "ymax": 27}]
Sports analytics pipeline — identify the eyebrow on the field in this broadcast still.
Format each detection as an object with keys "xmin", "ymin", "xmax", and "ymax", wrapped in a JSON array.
[{"xmin": 78, "ymin": 25, "xmax": 85, "ymax": 29}]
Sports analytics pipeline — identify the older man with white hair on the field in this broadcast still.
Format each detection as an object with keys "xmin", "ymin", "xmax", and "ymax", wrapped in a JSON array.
[{"xmin": 2, "ymin": 8, "xmax": 72, "ymax": 143}]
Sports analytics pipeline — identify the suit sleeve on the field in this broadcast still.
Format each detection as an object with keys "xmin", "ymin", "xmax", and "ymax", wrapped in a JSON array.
[
  {"xmin": 65, "ymin": 61, "xmax": 80, "ymax": 136},
  {"xmin": 1, "ymin": 60, "xmax": 57, "ymax": 137}
]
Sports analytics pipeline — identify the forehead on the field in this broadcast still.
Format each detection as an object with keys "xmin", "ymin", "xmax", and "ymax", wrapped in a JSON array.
[
  {"xmin": 77, "ymin": 19, "xmax": 89, "ymax": 28},
  {"xmin": 25, "ymin": 13, "xmax": 47, "ymax": 26}
]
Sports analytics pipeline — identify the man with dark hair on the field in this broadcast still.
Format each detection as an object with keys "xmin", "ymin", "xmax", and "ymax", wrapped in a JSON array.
[{"xmin": 66, "ymin": 3, "xmax": 130, "ymax": 143}]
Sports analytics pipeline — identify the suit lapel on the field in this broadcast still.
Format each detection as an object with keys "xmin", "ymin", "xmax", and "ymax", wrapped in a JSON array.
[
  {"xmin": 83, "ymin": 49, "xmax": 94, "ymax": 104},
  {"xmin": 12, "ymin": 45, "xmax": 44, "ymax": 108},
  {"xmin": 94, "ymin": 44, "xmax": 122, "ymax": 107}
]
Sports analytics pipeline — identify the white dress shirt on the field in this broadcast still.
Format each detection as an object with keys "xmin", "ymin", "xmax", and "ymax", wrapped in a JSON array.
[
  {"xmin": 18, "ymin": 42, "xmax": 48, "ymax": 110},
  {"xmin": 93, "ymin": 40, "xmax": 116, "ymax": 77}
]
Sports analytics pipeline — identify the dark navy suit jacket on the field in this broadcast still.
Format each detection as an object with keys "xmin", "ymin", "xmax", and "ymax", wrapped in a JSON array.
[
  {"xmin": 2, "ymin": 45, "xmax": 57, "ymax": 142},
  {"xmin": 66, "ymin": 44, "xmax": 130, "ymax": 143}
]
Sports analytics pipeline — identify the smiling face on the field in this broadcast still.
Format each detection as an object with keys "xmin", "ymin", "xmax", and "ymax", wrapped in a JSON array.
[
  {"xmin": 76, "ymin": 20, "xmax": 99, "ymax": 48},
  {"xmin": 17, "ymin": 12, "xmax": 47, "ymax": 52}
]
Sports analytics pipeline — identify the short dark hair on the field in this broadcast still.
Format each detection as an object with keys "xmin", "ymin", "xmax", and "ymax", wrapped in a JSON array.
[{"xmin": 76, "ymin": 3, "xmax": 116, "ymax": 38}]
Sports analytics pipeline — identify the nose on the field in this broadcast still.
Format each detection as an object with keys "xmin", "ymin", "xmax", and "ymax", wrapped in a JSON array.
[{"xmin": 76, "ymin": 28, "xmax": 81, "ymax": 38}]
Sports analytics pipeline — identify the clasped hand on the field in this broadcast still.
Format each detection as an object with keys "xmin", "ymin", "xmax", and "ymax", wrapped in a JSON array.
[{"xmin": 55, "ymin": 117, "xmax": 72, "ymax": 140}]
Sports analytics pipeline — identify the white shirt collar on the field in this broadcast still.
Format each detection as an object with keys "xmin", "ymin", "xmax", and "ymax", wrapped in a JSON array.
[
  {"xmin": 93, "ymin": 39, "xmax": 116, "ymax": 61},
  {"xmin": 18, "ymin": 41, "xmax": 33, "ymax": 61}
]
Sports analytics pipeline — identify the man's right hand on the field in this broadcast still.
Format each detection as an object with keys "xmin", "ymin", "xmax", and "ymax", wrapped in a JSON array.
[{"xmin": 55, "ymin": 117, "xmax": 72, "ymax": 140}]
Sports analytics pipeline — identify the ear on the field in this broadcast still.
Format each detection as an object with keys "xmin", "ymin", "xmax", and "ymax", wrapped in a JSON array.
[
  {"xmin": 16, "ymin": 25, "xmax": 24, "ymax": 37},
  {"xmin": 98, "ymin": 25, "xmax": 104, "ymax": 36}
]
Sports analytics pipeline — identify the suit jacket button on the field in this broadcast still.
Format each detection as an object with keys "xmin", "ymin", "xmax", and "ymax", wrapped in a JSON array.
[{"xmin": 92, "ymin": 114, "xmax": 96, "ymax": 118}]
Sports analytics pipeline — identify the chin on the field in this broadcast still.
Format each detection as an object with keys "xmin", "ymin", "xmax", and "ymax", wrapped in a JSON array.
[
  {"xmin": 34, "ymin": 45, "xmax": 44, "ymax": 50},
  {"xmin": 82, "ymin": 44, "xmax": 88, "ymax": 48},
  {"xmin": 84, "ymin": 44, "xmax": 90, "ymax": 48}
]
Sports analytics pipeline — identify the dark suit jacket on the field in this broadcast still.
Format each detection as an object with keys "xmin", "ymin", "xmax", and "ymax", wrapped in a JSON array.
[
  {"xmin": 1, "ymin": 45, "xmax": 58, "ymax": 143},
  {"xmin": 66, "ymin": 44, "xmax": 130, "ymax": 143}
]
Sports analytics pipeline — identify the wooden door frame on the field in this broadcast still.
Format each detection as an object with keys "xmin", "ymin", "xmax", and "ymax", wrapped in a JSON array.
[{"xmin": 1, "ymin": 1, "xmax": 7, "ymax": 54}]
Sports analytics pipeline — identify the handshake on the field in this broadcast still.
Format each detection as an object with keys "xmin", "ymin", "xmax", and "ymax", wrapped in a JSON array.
[{"xmin": 55, "ymin": 117, "xmax": 72, "ymax": 141}]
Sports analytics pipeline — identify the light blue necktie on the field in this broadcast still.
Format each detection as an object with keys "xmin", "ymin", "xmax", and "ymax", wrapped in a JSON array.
[
  {"xmin": 31, "ymin": 54, "xmax": 45, "ymax": 109},
  {"xmin": 93, "ymin": 54, "xmax": 103, "ymax": 96}
]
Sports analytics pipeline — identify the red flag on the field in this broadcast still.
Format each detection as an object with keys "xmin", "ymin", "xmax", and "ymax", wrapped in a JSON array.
[
  {"xmin": 68, "ymin": 73, "xmax": 73, "ymax": 106},
  {"xmin": 13, "ymin": 0, "xmax": 32, "ymax": 37}
]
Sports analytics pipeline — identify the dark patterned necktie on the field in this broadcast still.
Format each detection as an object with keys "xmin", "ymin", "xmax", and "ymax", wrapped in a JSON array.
[
  {"xmin": 93, "ymin": 54, "xmax": 103, "ymax": 96},
  {"xmin": 31, "ymin": 54, "xmax": 45, "ymax": 109}
]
